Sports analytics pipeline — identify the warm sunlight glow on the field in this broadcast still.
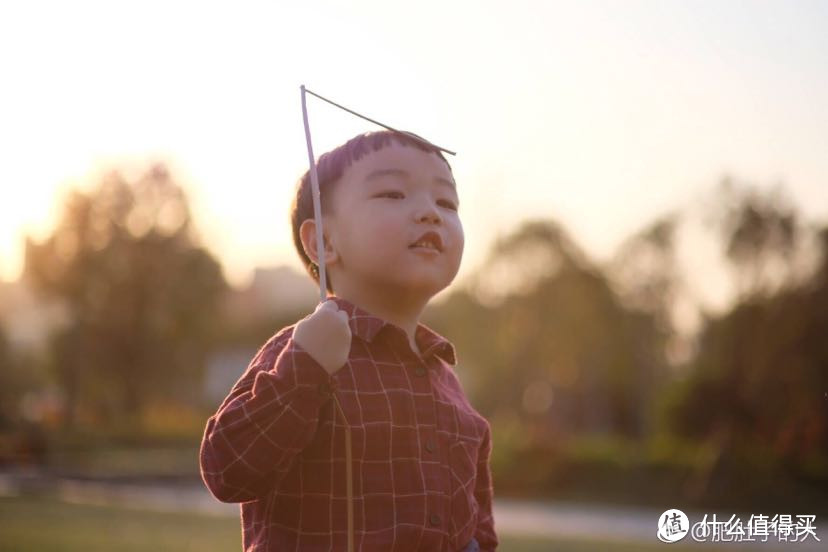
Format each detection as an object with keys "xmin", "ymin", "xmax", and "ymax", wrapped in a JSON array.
[{"xmin": 1, "ymin": 0, "xmax": 826, "ymax": 317}]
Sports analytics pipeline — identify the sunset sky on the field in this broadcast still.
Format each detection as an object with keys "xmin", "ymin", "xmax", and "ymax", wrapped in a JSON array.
[{"xmin": 1, "ymin": 0, "xmax": 826, "ymax": 325}]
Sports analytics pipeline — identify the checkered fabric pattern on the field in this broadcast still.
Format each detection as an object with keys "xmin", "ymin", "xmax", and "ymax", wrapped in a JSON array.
[{"xmin": 200, "ymin": 296, "xmax": 498, "ymax": 551}]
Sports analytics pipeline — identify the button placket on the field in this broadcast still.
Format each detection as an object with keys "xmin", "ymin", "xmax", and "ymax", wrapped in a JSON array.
[
  {"xmin": 316, "ymin": 376, "xmax": 338, "ymax": 398},
  {"xmin": 411, "ymin": 353, "xmax": 447, "ymax": 536}
]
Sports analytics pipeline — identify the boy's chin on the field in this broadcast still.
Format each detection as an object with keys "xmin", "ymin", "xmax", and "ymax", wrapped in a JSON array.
[
  {"xmin": 383, "ymin": 274, "xmax": 452, "ymax": 298},
  {"xmin": 407, "ymin": 279, "xmax": 453, "ymax": 297}
]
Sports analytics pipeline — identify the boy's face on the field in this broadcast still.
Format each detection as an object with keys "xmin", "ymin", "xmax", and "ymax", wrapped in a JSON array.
[{"xmin": 323, "ymin": 141, "xmax": 463, "ymax": 300}]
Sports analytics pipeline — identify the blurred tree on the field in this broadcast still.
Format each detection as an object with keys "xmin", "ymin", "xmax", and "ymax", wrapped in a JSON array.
[
  {"xmin": 23, "ymin": 164, "xmax": 228, "ymax": 429},
  {"xmin": 706, "ymin": 178, "xmax": 802, "ymax": 299},
  {"xmin": 665, "ymin": 180, "xmax": 828, "ymax": 500},
  {"xmin": 444, "ymin": 219, "xmax": 669, "ymax": 441},
  {"xmin": 607, "ymin": 213, "xmax": 683, "ymax": 433},
  {"xmin": 609, "ymin": 214, "xmax": 682, "ymax": 338}
]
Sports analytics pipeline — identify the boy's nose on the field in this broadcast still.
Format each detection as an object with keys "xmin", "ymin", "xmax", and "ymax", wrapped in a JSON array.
[{"xmin": 414, "ymin": 202, "xmax": 441, "ymax": 225}]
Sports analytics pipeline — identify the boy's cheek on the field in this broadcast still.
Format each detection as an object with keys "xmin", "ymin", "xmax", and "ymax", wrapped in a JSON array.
[
  {"xmin": 450, "ymin": 221, "xmax": 465, "ymax": 251},
  {"xmin": 367, "ymin": 215, "xmax": 405, "ymax": 239}
]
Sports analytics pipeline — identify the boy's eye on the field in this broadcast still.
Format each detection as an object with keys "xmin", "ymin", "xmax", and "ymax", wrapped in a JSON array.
[{"xmin": 374, "ymin": 191, "xmax": 458, "ymax": 211}]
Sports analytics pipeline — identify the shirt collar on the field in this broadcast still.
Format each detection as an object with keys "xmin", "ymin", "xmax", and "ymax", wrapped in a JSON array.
[{"xmin": 329, "ymin": 296, "xmax": 457, "ymax": 366}]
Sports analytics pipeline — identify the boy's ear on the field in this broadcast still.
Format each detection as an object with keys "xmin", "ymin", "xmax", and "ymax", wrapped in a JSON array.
[{"xmin": 299, "ymin": 218, "xmax": 339, "ymax": 267}]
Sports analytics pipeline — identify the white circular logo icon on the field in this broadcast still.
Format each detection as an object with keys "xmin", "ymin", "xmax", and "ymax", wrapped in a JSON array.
[{"xmin": 657, "ymin": 509, "xmax": 689, "ymax": 543}]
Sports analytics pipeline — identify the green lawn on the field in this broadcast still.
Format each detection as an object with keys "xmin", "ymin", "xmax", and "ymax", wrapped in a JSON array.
[{"xmin": 0, "ymin": 495, "xmax": 726, "ymax": 551}]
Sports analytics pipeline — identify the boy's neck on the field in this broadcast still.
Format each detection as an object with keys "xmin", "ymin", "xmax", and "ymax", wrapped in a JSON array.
[{"xmin": 332, "ymin": 284, "xmax": 430, "ymax": 356}]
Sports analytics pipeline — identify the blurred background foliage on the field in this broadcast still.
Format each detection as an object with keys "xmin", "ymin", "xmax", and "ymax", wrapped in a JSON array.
[{"xmin": 0, "ymin": 163, "xmax": 825, "ymax": 513}]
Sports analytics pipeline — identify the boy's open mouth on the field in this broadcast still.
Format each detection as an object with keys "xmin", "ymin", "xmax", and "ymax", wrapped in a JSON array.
[{"xmin": 409, "ymin": 231, "xmax": 443, "ymax": 252}]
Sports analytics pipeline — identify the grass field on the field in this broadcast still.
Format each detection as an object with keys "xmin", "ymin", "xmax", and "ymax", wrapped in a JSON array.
[{"xmin": 0, "ymin": 495, "xmax": 731, "ymax": 551}]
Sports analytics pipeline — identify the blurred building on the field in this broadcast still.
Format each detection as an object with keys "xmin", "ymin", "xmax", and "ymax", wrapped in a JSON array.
[
  {"xmin": 0, "ymin": 278, "xmax": 68, "ymax": 353},
  {"xmin": 222, "ymin": 265, "xmax": 317, "ymax": 327},
  {"xmin": 205, "ymin": 265, "xmax": 318, "ymax": 405}
]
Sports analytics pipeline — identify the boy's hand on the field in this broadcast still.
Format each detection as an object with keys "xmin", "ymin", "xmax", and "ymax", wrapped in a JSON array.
[{"xmin": 293, "ymin": 300, "xmax": 352, "ymax": 375}]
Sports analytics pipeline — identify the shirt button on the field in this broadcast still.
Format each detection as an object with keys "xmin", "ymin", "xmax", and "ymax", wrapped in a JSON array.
[
  {"xmin": 414, "ymin": 366, "xmax": 427, "ymax": 377},
  {"xmin": 425, "ymin": 440, "xmax": 436, "ymax": 453},
  {"xmin": 429, "ymin": 513, "xmax": 441, "ymax": 526}
]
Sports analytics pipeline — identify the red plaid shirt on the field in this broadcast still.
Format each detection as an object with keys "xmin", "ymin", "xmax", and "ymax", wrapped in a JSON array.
[{"xmin": 200, "ymin": 296, "xmax": 498, "ymax": 551}]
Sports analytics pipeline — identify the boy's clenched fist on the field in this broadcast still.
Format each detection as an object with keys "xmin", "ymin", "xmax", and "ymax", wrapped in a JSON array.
[{"xmin": 293, "ymin": 299, "xmax": 352, "ymax": 375}]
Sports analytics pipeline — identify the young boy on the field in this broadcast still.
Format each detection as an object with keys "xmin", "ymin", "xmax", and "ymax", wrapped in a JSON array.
[{"xmin": 199, "ymin": 130, "xmax": 498, "ymax": 551}]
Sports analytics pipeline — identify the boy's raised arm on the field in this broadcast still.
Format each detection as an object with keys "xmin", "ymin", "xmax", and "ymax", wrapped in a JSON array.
[
  {"xmin": 198, "ymin": 329, "xmax": 335, "ymax": 502},
  {"xmin": 200, "ymin": 300, "xmax": 350, "ymax": 503},
  {"xmin": 473, "ymin": 422, "xmax": 499, "ymax": 550}
]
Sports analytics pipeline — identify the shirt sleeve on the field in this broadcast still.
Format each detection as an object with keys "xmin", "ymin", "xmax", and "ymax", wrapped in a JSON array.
[
  {"xmin": 474, "ymin": 420, "xmax": 499, "ymax": 550},
  {"xmin": 199, "ymin": 329, "xmax": 336, "ymax": 503}
]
